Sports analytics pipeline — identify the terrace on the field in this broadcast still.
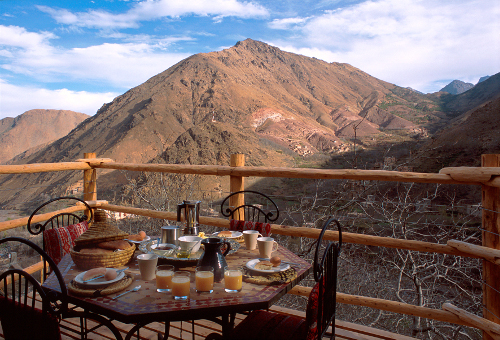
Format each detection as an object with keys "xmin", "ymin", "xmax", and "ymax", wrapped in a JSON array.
[{"xmin": 0, "ymin": 153, "xmax": 499, "ymax": 339}]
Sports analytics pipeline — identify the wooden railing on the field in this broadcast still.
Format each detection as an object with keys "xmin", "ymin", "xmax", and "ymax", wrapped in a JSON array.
[{"xmin": 0, "ymin": 154, "xmax": 499, "ymax": 339}]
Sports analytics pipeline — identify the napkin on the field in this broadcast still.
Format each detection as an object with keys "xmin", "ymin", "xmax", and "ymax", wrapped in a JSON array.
[{"xmin": 229, "ymin": 220, "xmax": 271, "ymax": 237}]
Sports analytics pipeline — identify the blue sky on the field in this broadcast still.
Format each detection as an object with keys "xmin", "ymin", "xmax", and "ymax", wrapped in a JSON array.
[{"xmin": 0, "ymin": 0, "xmax": 498, "ymax": 119}]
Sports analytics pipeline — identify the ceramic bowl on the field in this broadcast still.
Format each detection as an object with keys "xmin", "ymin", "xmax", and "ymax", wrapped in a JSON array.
[
  {"xmin": 150, "ymin": 243, "xmax": 179, "ymax": 257},
  {"xmin": 178, "ymin": 236, "xmax": 203, "ymax": 253}
]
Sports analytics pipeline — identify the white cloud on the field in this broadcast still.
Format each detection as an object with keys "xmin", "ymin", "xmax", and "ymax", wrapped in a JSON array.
[
  {"xmin": 0, "ymin": 79, "xmax": 118, "ymax": 119},
  {"xmin": 271, "ymin": 0, "xmax": 500, "ymax": 92},
  {"xmin": 268, "ymin": 17, "xmax": 310, "ymax": 30},
  {"xmin": 0, "ymin": 25, "xmax": 191, "ymax": 89},
  {"xmin": 0, "ymin": 25, "xmax": 56, "ymax": 50},
  {"xmin": 38, "ymin": 0, "xmax": 269, "ymax": 29}
]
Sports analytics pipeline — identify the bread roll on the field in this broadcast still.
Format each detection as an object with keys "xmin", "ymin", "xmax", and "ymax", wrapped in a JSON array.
[
  {"xmin": 79, "ymin": 247, "xmax": 113, "ymax": 254},
  {"xmin": 98, "ymin": 240, "xmax": 131, "ymax": 250},
  {"xmin": 127, "ymin": 234, "xmax": 143, "ymax": 241}
]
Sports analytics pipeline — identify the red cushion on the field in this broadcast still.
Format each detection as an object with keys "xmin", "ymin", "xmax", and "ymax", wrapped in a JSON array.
[
  {"xmin": 229, "ymin": 310, "xmax": 307, "ymax": 340},
  {"xmin": 305, "ymin": 281, "xmax": 322, "ymax": 340},
  {"xmin": 43, "ymin": 221, "xmax": 88, "ymax": 264},
  {"xmin": 0, "ymin": 296, "xmax": 61, "ymax": 340},
  {"xmin": 229, "ymin": 220, "xmax": 272, "ymax": 237}
]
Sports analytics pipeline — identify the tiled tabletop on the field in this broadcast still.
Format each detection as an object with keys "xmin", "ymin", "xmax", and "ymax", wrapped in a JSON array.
[{"xmin": 44, "ymin": 242, "xmax": 312, "ymax": 325}]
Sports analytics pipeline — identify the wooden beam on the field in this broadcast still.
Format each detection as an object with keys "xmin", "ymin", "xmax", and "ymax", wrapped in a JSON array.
[
  {"xmin": 481, "ymin": 155, "xmax": 500, "ymax": 340},
  {"xmin": 229, "ymin": 154, "xmax": 245, "ymax": 220},
  {"xmin": 0, "ymin": 162, "xmax": 91, "ymax": 174},
  {"xmin": 443, "ymin": 303, "xmax": 500, "ymax": 339},
  {"xmin": 92, "ymin": 162, "xmax": 484, "ymax": 186},
  {"xmin": 440, "ymin": 167, "xmax": 500, "ymax": 182},
  {"xmin": 0, "ymin": 205, "xmax": 87, "ymax": 232},
  {"xmin": 447, "ymin": 239, "xmax": 500, "ymax": 265},
  {"xmin": 288, "ymin": 286, "xmax": 476, "ymax": 329},
  {"xmin": 83, "ymin": 153, "xmax": 97, "ymax": 202},
  {"xmin": 97, "ymin": 203, "xmax": 479, "ymax": 259}
]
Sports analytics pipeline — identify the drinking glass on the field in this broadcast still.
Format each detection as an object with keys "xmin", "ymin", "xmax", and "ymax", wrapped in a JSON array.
[
  {"xmin": 156, "ymin": 265, "xmax": 174, "ymax": 292},
  {"xmin": 171, "ymin": 271, "xmax": 191, "ymax": 300},
  {"xmin": 195, "ymin": 266, "xmax": 214, "ymax": 293},
  {"xmin": 224, "ymin": 266, "xmax": 242, "ymax": 293}
]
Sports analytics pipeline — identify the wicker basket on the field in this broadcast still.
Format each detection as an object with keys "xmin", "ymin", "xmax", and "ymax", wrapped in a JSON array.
[
  {"xmin": 71, "ymin": 209, "xmax": 134, "ymax": 269},
  {"xmin": 70, "ymin": 245, "xmax": 135, "ymax": 270},
  {"xmin": 74, "ymin": 210, "xmax": 128, "ymax": 247}
]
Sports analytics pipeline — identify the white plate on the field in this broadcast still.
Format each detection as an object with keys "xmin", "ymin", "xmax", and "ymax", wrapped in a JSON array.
[
  {"xmin": 126, "ymin": 235, "xmax": 151, "ymax": 244},
  {"xmin": 214, "ymin": 231, "xmax": 243, "ymax": 239},
  {"xmin": 245, "ymin": 259, "xmax": 290, "ymax": 273},
  {"xmin": 75, "ymin": 269, "xmax": 125, "ymax": 287}
]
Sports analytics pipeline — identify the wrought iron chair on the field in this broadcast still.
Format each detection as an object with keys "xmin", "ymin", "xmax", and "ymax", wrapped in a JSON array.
[
  {"xmin": 220, "ymin": 190, "xmax": 279, "ymax": 223},
  {"xmin": 0, "ymin": 237, "xmax": 122, "ymax": 340},
  {"xmin": 205, "ymin": 217, "xmax": 342, "ymax": 340},
  {"xmin": 27, "ymin": 196, "xmax": 93, "ymax": 270}
]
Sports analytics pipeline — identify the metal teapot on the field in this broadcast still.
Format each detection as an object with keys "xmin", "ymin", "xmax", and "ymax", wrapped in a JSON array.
[{"xmin": 177, "ymin": 200, "xmax": 201, "ymax": 236}]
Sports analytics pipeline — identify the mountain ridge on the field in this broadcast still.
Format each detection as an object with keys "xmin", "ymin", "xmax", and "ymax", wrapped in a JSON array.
[{"xmin": 0, "ymin": 39, "xmax": 498, "ymax": 208}]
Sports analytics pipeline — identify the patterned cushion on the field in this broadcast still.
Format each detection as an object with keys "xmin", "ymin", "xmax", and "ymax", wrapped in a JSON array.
[
  {"xmin": 229, "ymin": 219, "xmax": 272, "ymax": 237},
  {"xmin": 43, "ymin": 221, "xmax": 89, "ymax": 264},
  {"xmin": 0, "ymin": 296, "xmax": 61, "ymax": 340},
  {"xmin": 305, "ymin": 281, "xmax": 322, "ymax": 340}
]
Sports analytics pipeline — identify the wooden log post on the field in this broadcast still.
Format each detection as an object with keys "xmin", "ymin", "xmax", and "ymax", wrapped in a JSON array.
[
  {"xmin": 482, "ymin": 154, "xmax": 500, "ymax": 340},
  {"xmin": 229, "ymin": 154, "xmax": 245, "ymax": 220},
  {"xmin": 83, "ymin": 153, "xmax": 97, "ymax": 215}
]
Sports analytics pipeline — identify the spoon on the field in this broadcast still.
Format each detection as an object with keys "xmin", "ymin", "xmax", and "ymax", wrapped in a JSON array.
[{"xmin": 112, "ymin": 285, "xmax": 141, "ymax": 299}]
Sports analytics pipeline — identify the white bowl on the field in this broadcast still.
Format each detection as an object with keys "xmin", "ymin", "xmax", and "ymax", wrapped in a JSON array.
[
  {"xmin": 178, "ymin": 236, "xmax": 203, "ymax": 253},
  {"xmin": 150, "ymin": 243, "xmax": 179, "ymax": 257}
]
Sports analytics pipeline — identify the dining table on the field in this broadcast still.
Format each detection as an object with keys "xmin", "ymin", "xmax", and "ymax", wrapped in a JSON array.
[{"xmin": 42, "ymin": 237, "xmax": 312, "ymax": 340}]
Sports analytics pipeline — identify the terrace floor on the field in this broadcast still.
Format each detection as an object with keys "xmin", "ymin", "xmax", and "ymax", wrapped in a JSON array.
[{"xmin": 0, "ymin": 303, "xmax": 416, "ymax": 340}]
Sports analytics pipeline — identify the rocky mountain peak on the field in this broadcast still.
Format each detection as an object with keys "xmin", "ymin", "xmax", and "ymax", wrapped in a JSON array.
[{"xmin": 440, "ymin": 80, "xmax": 474, "ymax": 95}]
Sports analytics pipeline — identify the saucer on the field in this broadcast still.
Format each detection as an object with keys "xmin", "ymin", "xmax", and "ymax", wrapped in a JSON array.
[{"xmin": 75, "ymin": 270, "xmax": 125, "ymax": 287}]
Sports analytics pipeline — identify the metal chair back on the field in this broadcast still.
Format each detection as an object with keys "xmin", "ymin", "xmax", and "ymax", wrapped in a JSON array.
[
  {"xmin": 313, "ymin": 217, "xmax": 342, "ymax": 339},
  {"xmin": 27, "ymin": 196, "xmax": 93, "ymax": 242},
  {"xmin": 220, "ymin": 190, "xmax": 279, "ymax": 223},
  {"xmin": 0, "ymin": 237, "xmax": 68, "ymax": 318}
]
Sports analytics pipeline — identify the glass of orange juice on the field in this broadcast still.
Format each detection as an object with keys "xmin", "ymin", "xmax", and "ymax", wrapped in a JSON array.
[
  {"xmin": 171, "ymin": 270, "xmax": 191, "ymax": 300},
  {"xmin": 224, "ymin": 266, "xmax": 242, "ymax": 293},
  {"xmin": 195, "ymin": 266, "xmax": 214, "ymax": 293},
  {"xmin": 156, "ymin": 265, "xmax": 175, "ymax": 293}
]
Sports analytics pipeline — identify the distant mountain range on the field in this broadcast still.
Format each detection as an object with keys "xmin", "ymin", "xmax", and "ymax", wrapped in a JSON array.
[
  {"xmin": 0, "ymin": 110, "xmax": 88, "ymax": 164},
  {"xmin": 439, "ymin": 75, "xmax": 493, "ymax": 95},
  {"xmin": 0, "ymin": 39, "xmax": 498, "ymax": 208}
]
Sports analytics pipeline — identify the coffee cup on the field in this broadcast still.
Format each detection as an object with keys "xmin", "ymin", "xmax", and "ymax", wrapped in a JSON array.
[
  {"xmin": 243, "ymin": 230, "xmax": 262, "ymax": 250},
  {"xmin": 137, "ymin": 253, "xmax": 158, "ymax": 280},
  {"xmin": 257, "ymin": 237, "xmax": 278, "ymax": 259}
]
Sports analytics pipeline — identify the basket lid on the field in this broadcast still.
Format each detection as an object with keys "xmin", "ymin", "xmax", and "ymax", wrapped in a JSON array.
[{"xmin": 74, "ymin": 210, "xmax": 128, "ymax": 246}]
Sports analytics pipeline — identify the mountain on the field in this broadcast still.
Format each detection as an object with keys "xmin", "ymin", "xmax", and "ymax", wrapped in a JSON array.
[
  {"xmin": 0, "ymin": 39, "xmax": 490, "ymax": 208},
  {"xmin": 440, "ymin": 72, "xmax": 500, "ymax": 116},
  {"xmin": 0, "ymin": 110, "xmax": 89, "ymax": 164},
  {"xmin": 440, "ymin": 80, "xmax": 474, "ymax": 95},
  {"xmin": 412, "ymin": 95, "xmax": 500, "ymax": 172},
  {"xmin": 478, "ymin": 76, "xmax": 491, "ymax": 84}
]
